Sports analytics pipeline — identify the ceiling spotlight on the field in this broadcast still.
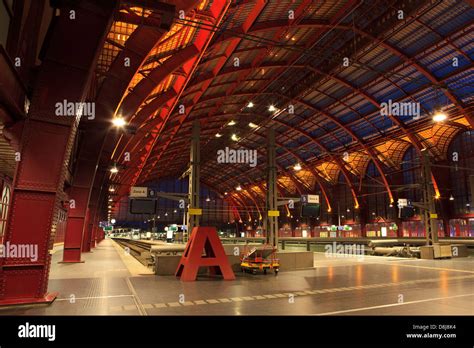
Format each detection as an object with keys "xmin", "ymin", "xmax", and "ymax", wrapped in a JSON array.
[
  {"xmin": 228, "ymin": 120, "xmax": 236, "ymax": 126},
  {"xmin": 433, "ymin": 110, "xmax": 447, "ymax": 122},
  {"xmin": 215, "ymin": 133, "xmax": 222, "ymax": 138},
  {"xmin": 231, "ymin": 133, "xmax": 240, "ymax": 141},
  {"xmin": 236, "ymin": 185, "xmax": 242, "ymax": 191},
  {"xmin": 173, "ymin": 209, "xmax": 177, "ymax": 213},
  {"xmin": 293, "ymin": 163, "xmax": 302, "ymax": 171},
  {"xmin": 224, "ymin": 192, "xmax": 228, "ymax": 195},
  {"xmin": 268, "ymin": 105, "xmax": 276, "ymax": 112},
  {"xmin": 248, "ymin": 122, "xmax": 258, "ymax": 128},
  {"xmin": 110, "ymin": 166, "xmax": 119, "ymax": 174},
  {"xmin": 449, "ymin": 195, "xmax": 454, "ymax": 201},
  {"xmin": 247, "ymin": 102, "xmax": 254, "ymax": 108},
  {"xmin": 111, "ymin": 219, "xmax": 116, "ymax": 224},
  {"xmin": 109, "ymin": 187, "xmax": 115, "ymax": 192},
  {"xmin": 206, "ymin": 197, "xmax": 211, "ymax": 202},
  {"xmin": 108, "ymin": 198, "xmax": 113, "ymax": 202},
  {"xmin": 165, "ymin": 212, "xmax": 168, "ymax": 216},
  {"xmin": 112, "ymin": 117, "xmax": 126, "ymax": 127}
]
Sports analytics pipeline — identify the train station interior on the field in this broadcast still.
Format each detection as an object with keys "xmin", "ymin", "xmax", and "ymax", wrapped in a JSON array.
[{"xmin": 0, "ymin": 0, "xmax": 473, "ymax": 324}]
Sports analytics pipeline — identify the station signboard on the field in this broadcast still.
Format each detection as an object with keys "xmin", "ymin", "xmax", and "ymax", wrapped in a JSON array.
[
  {"xmin": 130, "ymin": 186, "xmax": 148, "ymax": 197},
  {"xmin": 301, "ymin": 194, "xmax": 319, "ymax": 204}
]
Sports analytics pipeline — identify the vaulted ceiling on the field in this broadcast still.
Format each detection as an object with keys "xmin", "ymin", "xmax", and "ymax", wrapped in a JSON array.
[{"xmin": 97, "ymin": 0, "xmax": 474, "ymax": 211}]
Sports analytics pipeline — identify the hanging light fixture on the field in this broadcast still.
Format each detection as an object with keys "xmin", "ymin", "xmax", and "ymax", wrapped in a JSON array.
[
  {"xmin": 247, "ymin": 101, "xmax": 254, "ymax": 108},
  {"xmin": 293, "ymin": 163, "xmax": 302, "ymax": 171},
  {"xmin": 112, "ymin": 116, "xmax": 126, "ymax": 127},
  {"xmin": 433, "ymin": 110, "xmax": 447, "ymax": 122}
]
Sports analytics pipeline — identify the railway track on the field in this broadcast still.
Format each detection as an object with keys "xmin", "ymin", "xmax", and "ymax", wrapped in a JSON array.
[{"xmin": 112, "ymin": 238, "xmax": 155, "ymax": 267}]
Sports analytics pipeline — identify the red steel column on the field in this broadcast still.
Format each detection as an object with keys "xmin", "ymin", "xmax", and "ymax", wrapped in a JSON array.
[
  {"xmin": 62, "ymin": 23, "xmax": 170, "ymax": 260},
  {"xmin": 0, "ymin": 1, "xmax": 116, "ymax": 305},
  {"xmin": 63, "ymin": 131, "xmax": 106, "ymax": 261}
]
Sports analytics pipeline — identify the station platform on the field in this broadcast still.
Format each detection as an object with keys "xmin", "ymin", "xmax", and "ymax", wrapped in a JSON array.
[{"xmin": 0, "ymin": 239, "xmax": 472, "ymax": 316}]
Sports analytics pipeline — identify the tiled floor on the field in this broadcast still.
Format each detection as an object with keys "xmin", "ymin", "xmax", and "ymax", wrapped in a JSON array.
[{"xmin": 0, "ymin": 239, "xmax": 472, "ymax": 316}]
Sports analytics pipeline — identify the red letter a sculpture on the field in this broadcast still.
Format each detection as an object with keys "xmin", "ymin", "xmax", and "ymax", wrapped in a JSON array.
[{"xmin": 175, "ymin": 226, "xmax": 235, "ymax": 281}]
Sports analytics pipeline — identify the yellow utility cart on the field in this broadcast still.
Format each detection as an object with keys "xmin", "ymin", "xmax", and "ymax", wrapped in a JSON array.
[{"xmin": 240, "ymin": 244, "xmax": 279, "ymax": 275}]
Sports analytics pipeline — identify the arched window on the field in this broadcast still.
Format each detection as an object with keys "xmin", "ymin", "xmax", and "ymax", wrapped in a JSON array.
[
  {"xmin": 333, "ymin": 172, "xmax": 357, "ymax": 223},
  {"xmin": 365, "ymin": 161, "xmax": 391, "ymax": 220},
  {"xmin": 0, "ymin": 183, "xmax": 11, "ymax": 238},
  {"xmin": 448, "ymin": 130, "xmax": 474, "ymax": 215},
  {"xmin": 401, "ymin": 146, "xmax": 421, "ymax": 203}
]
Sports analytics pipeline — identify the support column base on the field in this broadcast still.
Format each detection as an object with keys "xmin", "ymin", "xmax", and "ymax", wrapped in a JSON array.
[{"xmin": 0, "ymin": 292, "xmax": 58, "ymax": 307}]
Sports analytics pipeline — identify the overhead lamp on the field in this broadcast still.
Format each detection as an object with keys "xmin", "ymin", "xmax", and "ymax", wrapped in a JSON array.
[
  {"xmin": 293, "ymin": 163, "xmax": 302, "ymax": 171},
  {"xmin": 231, "ymin": 133, "xmax": 240, "ymax": 141},
  {"xmin": 248, "ymin": 122, "xmax": 258, "ymax": 128},
  {"xmin": 108, "ymin": 198, "xmax": 113, "ymax": 202},
  {"xmin": 434, "ymin": 194, "xmax": 440, "ymax": 200},
  {"xmin": 268, "ymin": 105, "xmax": 276, "ymax": 112},
  {"xmin": 449, "ymin": 195, "xmax": 454, "ymax": 201},
  {"xmin": 432, "ymin": 110, "xmax": 447, "ymax": 122},
  {"xmin": 164, "ymin": 212, "xmax": 168, "ymax": 216},
  {"xmin": 236, "ymin": 185, "xmax": 242, "ymax": 191},
  {"xmin": 109, "ymin": 187, "xmax": 115, "ymax": 192},
  {"xmin": 111, "ymin": 219, "xmax": 116, "ymax": 224},
  {"xmin": 173, "ymin": 209, "xmax": 177, "ymax": 213},
  {"xmin": 224, "ymin": 192, "xmax": 228, "ymax": 195},
  {"xmin": 215, "ymin": 133, "xmax": 222, "ymax": 138},
  {"xmin": 228, "ymin": 120, "xmax": 236, "ymax": 126},
  {"xmin": 247, "ymin": 101, "xmax": 254, "ymax": 108},
  {"xmin": 112, "ymin": 116, "xmax": 126, "ymax": 127},
  {"xmin": 110, "ymin": 166, "xmax": 119, "ymax": 174},
  {"xmin": 206, "ymin": 197, "xmax": 211, "ymax": 202}
]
